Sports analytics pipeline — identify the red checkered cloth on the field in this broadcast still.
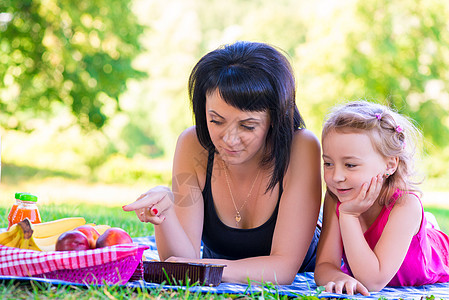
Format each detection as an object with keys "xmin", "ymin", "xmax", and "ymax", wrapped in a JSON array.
[{"xmin": 0, "ymin": 243, "xmax": 148, "ymax": 277}]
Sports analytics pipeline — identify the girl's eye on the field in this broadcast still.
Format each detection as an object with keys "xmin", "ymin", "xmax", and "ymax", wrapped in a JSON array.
[
  {"xmin": 323, "ymin": 162, "xmax": 333, "ymax": 167},
  {"xmin": 346, "ymin": 164, "xmax": 356, "ymax": 168}
]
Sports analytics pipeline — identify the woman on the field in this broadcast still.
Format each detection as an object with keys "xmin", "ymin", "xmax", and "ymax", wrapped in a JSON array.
[{"xmin": 123, "ymin": 41, "xmax": 322, "ymax": 284}]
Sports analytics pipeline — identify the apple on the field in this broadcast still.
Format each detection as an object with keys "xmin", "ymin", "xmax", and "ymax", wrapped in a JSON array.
[
  {"xmin": 74, "ymin": 225, "xmax": 100, "ymax": 249},
  {"xmin": 95, "ymin": 227, "xmax": 133, "ymax": 248},
  {"xmin": 56, "ymin": 230, "xmax": 90, "ymax": 251}
]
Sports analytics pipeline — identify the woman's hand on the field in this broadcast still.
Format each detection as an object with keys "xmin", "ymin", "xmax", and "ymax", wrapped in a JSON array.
[
  {"xmin": 339, "ymin": 174, "xmax": 383, "ymax": 218},
  {"xmin": 122, "ymin": 186, "xmax": 174, "ymax": 225},
  {"xmin": 323, "ymin": 275, "xmax": 370, "ymax": 296}
]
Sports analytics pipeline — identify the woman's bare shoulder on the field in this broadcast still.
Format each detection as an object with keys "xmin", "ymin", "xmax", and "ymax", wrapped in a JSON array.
[
  {"xmin": 177, "ymin": 126, "xmax": 198, "ymax": 143},
  {"xmin": 175, "ymin": 126, "xmax": 209, "ymax": 173},
  {"xmin": 290, "ymin": 128, "xmax": 321, "ymax": 162},
  {"xmin": 177, "ymin": 126, "xmax": 204, "ymax": 152},
  {"xmin": 292, "ymin": 128, "xmax": 320, "ymax": 147}
]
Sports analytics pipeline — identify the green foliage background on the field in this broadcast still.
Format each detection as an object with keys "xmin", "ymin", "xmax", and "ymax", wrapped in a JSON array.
[{"xmin": 1, "ymin": 0, "xmax": 449, "ymax": 192}]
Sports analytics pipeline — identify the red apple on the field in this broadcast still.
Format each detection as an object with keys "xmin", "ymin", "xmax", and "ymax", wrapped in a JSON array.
[
  {"xmin": 56, "ymin": 230, "xmax": 90, "ymax": 251},
  {"xmin": 74, "ymin": 225, "xmax": 100, "ymax": 249},
  {"xmin": 95, "ymin": 227, "xmax": 133, "ymax": 248}
]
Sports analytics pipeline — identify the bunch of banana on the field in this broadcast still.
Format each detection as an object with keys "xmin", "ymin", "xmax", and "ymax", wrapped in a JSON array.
[
  {"xmin": 0, "ymin": 218, "xmax": 40, "ymax": 251},
  {"xmin": 32, "ymin": 217, "xmax": 87, "ymax": 251},
  {"xmin": 1, "ymin": 217, "xmax": 112, "ymax": 252},
  {"xmin": 33, "ymin": 224, "xmax": 111, "ymax": 251}
]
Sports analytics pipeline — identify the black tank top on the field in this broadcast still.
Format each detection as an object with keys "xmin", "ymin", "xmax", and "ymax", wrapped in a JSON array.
[
  {"xmin": 201, "ymin": 150, "xmax": 281, "ymax": 260},
  {"xmin": 200, "ymin": 150, "xmax": 321, "ymax": 272}
]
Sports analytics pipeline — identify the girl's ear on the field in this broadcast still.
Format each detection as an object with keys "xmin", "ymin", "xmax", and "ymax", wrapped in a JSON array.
[{"xmin": 386, "ymin": 156, "xmax": 399, "ymax": 175}]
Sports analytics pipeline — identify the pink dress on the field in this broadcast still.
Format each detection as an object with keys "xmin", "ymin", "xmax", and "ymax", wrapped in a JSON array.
[{"xmin": 337, "ymin": 189, "xmax": 449, "ymax": 286}]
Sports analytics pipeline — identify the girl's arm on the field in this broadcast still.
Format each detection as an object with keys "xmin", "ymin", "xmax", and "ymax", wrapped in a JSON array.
[
  {"xmin": 339, "ymin": 192, "xmax": 422, "ymax": 291},
  {"xmin": 314, "ymin": 192, "xmax": 370, "ymax": 296},
  {"xmin": 170, "ymin": 129, "xmax": 322, "ymax": 284}
]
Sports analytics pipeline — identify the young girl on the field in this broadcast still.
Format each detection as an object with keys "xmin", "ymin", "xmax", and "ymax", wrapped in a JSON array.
[{"xmin": 314, "ymin": 100, "xmax": 449, "ymax": 296}]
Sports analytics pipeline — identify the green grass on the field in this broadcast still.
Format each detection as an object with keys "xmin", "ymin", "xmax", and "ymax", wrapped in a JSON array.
[
  {"xmin": 0, "ymin": 280, "xmax": 238, "ymax": 300},
  {"xmin": 423, "ymin": 206, "xmax": 449, "ymax": 233}
]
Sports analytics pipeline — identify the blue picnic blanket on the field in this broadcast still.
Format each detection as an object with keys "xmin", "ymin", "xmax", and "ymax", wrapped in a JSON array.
[
  {"xmin": 131, "ymin": 236, "xmax": 449, "ymax": 299},
  {"xmin": 1, "ymin": 235, "xmax": 448, "ymax": 299}
]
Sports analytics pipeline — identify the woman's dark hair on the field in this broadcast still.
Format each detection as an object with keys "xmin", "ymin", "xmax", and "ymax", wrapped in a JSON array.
[{"xmin": 188, "ymin": 41, "xmax": 305, "ymax": 191}]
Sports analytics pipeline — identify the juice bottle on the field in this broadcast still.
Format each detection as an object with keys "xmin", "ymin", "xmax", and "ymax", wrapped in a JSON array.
[
  {"xmin": 10, "ymin": 193, "xmax": 42, "ymax": 226},
  {"xmin": 7, "ymin": 192, "xmax": 25, "ymax": 230}
]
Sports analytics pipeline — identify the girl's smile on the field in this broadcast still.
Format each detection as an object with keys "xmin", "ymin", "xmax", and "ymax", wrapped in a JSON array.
[{"xmin": 336, "ymin": 188, "xmax": 352, "ymax": 194}]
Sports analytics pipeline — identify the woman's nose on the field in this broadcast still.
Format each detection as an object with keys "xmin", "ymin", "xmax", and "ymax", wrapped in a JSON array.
[{"xmin": 223, "ymin": 126, "xmax": 241, "ymax": 146}]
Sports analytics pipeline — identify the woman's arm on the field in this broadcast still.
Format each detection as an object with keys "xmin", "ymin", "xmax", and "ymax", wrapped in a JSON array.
[
  {"xmin": 150, "ymin": 128, "xmax": 321, "ymax": 284},
  {"xmin": 263, "ymin": 129, "xmax": 322, "ymax": 283},
  {"xmin": 170, "ymin": 129, "xmax": 322, "ymax": 284},
  {"xmin": 223, "ymin": 129, "xmax": 322, "ymax": 284},
  {"xmin": 314, "ymin": 192, "xmax": 369, "ymax": 296},
  {"xmin": 154, "ymin": 127, "xmax": 207, "ymax": 260},
  {"xmin": 123, "ymin": 127, "xmax": 207, "ymax": 260},
  {"xmin": 340, "ymin": 192, "xmax": 422, "ymax": 291}
]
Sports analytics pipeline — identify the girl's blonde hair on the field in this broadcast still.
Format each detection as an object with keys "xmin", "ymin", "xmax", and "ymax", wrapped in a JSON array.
[{"xmin": 322, "ymin": 100, "xmax": 423, "ymax": 206}]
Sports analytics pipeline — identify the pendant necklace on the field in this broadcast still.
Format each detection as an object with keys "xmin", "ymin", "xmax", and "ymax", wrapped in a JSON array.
[{"xmin": 221, "ymin": 160, "xmax": 261, "ymax": 224}]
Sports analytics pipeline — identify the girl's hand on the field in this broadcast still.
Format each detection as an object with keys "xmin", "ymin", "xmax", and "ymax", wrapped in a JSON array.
[
  {"xmin": 122, "ymin": 186, "xmax": 174, "ymax": 225},
  {"xmin": 323, "ymin": 276, "xmax": 370, "ymax": 296},
  {"xmin": 339, "ymin": 174, "xmax": 383, "ymax": 218}
]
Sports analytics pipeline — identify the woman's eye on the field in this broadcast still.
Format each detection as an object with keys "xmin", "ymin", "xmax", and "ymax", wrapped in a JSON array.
[
  {"xmin": 323, "ymin": 162, "xmax": 332, "ymax": 167},
  {"xmin": 346, "ymin": 164, "xmax": 356, "ymax": 168},
  {"xmin": 210, "ymin": 120, "xmax": 222, "ymax": 125},
  {"xmin": 241, "ymin": 124, "xmax": 255, "ymax": 131}
]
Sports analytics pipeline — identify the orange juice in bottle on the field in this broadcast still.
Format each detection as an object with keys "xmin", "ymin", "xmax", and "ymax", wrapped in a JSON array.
[
  {"xmin": 7, "ymin": 192, "xmax": 25, "ymax": 230},
  {"xmin": 11, "ymin": 193, "xmax": 42, "ymax": 226}
]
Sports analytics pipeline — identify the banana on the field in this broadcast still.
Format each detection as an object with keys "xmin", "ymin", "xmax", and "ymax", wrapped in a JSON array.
[
  {"xmin": 33, "ymin": 233, "xmax": 61, "ymax": 251},
  {"xmin": 16, "ymin": 218, "xmax": 40, "ymax": 251},
  {"xmin": 94, "ymin": 224, "xmax": 111, "ymax": 235},
  {"xmin": 1, "ymin": 218, "xmax": 111, "ymax": 252},
  {"xmin": 28, "ymin": 238, "xmax": 42, "ymax": 251},
  {"xmin": 0, "ymin": 218, "xmax": 42, "ymax": 251},
  {"xmin": 33, "ymin": 234, "xmax": 61, "ymax": 247},
  {"xmin": 4, "ymin": 230, "xmax": 22, "ymax": 248},
  {"xmin": 0, "ymin": 225, "xmax": 20, "ymax": 245},
  {"xmin": 32, "ymin": 217, "xmax": 86, "ymax": 238},
  {"xmin": 33, "ymin": 243, "xmax": 54, "ymax": 252},
  {"xmin": 34, "ymin": 223, "xmax": 111, "ymax": 251},
  {"xmin": 20, "ymin": 237, "xmax": 30, "ymax": 249}
]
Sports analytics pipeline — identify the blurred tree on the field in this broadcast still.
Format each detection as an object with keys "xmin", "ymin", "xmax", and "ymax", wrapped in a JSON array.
[
  {"xmin": 334, "ymin": 0, "xmax": 449, "ymax": 148},
  {"xmin": 125, "ymin": 0, "xmax": 310, "ymax": 158},
  {"xmin": 0, "ymin": 0, "xmax": 146, "ymax": 130}
]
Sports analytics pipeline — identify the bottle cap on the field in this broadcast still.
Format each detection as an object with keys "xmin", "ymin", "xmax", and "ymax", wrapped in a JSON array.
[
  {"xmin": 15, "ymin": 192, "xmax": 24, "ymax": 199},
  {"xmin": 20, "ymin": 194, "xmax": 38, "ymax": 202}
]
